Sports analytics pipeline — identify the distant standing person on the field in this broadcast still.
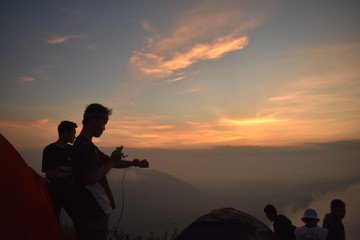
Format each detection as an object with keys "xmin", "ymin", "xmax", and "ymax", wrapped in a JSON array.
[
  {"xmin": 71, "ymin": 103, "xmax": 149, "ymax": 240},
  {"xmin": 295, "ymin": 208, "xmax": 328, "ymax": 240},
  {"xmin": 264, "ymin": 204, "xmax": 296, "ymax": 240},
  {"xmin": 322, "ymin": 199, "xmax": 346, "ymax": 240},
  {"xmin": 42, "ymin": 120, "xmax": 77, "ymax": 224}
]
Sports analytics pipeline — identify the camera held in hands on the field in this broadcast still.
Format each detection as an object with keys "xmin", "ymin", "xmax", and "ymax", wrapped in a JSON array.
[{"xmin": 114, "ymin": 146, "xmax": 149, "ymax": 168}]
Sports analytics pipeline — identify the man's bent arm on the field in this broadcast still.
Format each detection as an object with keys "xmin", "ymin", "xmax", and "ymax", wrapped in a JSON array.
[
  {"xmin": 83, "ymin": 159, "xmax": 148, "ymax": 184},
  {"xmin": 83, "ymin": 161, "xmax": 115, "ymax": 184},
  {"xmin": 46, "ymin": 170, "xmax": 72, "ymax": 179},
  {"xmin": 113, "ymin": 160, "xmax": 136, "ymax": 168}
]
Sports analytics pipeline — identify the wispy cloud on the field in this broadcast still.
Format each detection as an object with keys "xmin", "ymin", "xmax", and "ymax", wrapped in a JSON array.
[
  {"xmin": 131, "ymin": 35, "xmax": 248, "ymax": 78},
  {"xmin": 130, "ymin": 0, "xmax": 262, "ymax": 79},
  {"xmin": 83, "ymin": 44, "xmax": 97, "ymax": 49},
  {"xmin": 92, "ymin": 113, "xmax": 296, "ymax": 148},
  {"xmin": 35, "ymin": 65, "xmax": 49, "ymax": 75},
  {"xmin": 141, "ymin": 21, "xmax": 154, "ymax": 32},
  {"xmin": 179, "ymin": 88, "xmax": 200, "ymax": 94},
  {"xmin": 45, "ymin": 34, "xmax": 86, "ymax": 44},
  {"xmin": 267, "ymin": 43, "xmax": 360, "ymax": 113},
  {"xmin": 268, "ymin": 91, "xmax": 304, "ymax": 102},
  {"xmin": 19, "ymin": 77, "xmax": 35, "ymax": 82},
  {"xmin": 167, "ymin": 76, "xmax": 186, "ymax": 83},
  {"xmin": 221, "ymin": 117, "xmax": 289, "ymax": 125},
  {"xmin": 0, "ymin": 119, "xmax": 53, "ymax": 128},
  {"xmin": 257, "ymin": 42, "xmax": 360, "ymax": 145},
  {"xmin": 0, "ymin": 119, "xmax": 58, "ymax": 148}
]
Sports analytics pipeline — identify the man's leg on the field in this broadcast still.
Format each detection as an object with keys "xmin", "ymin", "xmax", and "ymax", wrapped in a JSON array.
[
  {"xmin": 74, "ymin": 215, "xmax": 110, "ymax": 240},
  {"xmin": 47, "ymin": 183, "xmax": 61, "ymax": 224}
]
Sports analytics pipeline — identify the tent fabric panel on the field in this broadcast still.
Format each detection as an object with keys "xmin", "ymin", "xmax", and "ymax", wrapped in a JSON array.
[
  {"xmin": 175, "ymin": 210, "xmax": 278, "ymax": 240},
  {"xmin": 176, "ymin": 221, "xmax": 248, "ymax": 240},
  {"xmin": 0, "ymin": 134, "xmax": 61, "ymax": 240}
]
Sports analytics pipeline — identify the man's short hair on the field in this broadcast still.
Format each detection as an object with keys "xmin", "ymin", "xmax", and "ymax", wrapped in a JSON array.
[
  {"xmin": 331, "ymin": 199, "xmax": 345, "ymax": 211},
  {"xmin": 82, "ymin": 103, "xmax": 112, "ymax": 125},
  {"xmin": 58, "ymin": 121, "xmax": 77, "ymax": 137},
  {"xmin": 264, "ymin": 204, "xmax": 277, "ymax": 214}
]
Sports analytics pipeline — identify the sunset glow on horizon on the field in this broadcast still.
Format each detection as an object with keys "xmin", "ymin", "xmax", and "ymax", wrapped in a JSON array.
[{"xmin": 1, "ymin": 0, "xmax": 359, "ymax": 149}]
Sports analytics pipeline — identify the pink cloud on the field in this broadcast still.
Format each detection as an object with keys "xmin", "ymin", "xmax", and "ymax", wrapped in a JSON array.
[
  {"xmin": 167, "ymin": 76, "xmax": 186, "ymax": 83},
  {"xmin": 130, "ymin": 0, "xmax": 262, "ymax": 79},
  {"xmin": 45, "ymin": 34, "xmax": 86, "ymax": 44},
  {"xmin": 131, "ymin": 35, "xmax": 248, "ymax": 79},
  {"xmin": 20, "ymin": 77, "xmax": 35, "ymax": 82},
  {"xmin": 141, "ymin": 21, "xmax": 154, "ymax": 32},
  {"xmin": 179, "ymin": 88, "xmax": 200, "ymax": 94}
]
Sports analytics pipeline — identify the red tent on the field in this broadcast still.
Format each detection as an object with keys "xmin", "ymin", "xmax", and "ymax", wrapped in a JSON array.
[{"xmin": 0, "ymin": 134, "xmax": 61, "ymax": 240}]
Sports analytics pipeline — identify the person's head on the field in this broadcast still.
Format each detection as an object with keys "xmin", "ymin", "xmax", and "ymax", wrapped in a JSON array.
[
  {"xmin": 264, "ymin": 204, "xmax": 278, "ymax": 222},
  {"xmin": 82, "ymin": 103, "xmax": 112, "ymax": 138},
  {"xmin": 58, "ymin": 121, "xmax": 77, "ymax": 143},
  {"xmin": 301, "ymin": 208, "xmax": 319, "ymax": 225},
  {"xmin": 330, "ymin": 199, "xmax": 346, "ymax": 220}
]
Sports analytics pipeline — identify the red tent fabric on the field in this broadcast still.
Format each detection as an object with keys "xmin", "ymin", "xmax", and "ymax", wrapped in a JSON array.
[{"xmin": 0, "ymin": 134, "xmax": 61, "ymax": 240}]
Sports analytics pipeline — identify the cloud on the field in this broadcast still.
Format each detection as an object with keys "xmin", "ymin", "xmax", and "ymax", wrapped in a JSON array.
[
  {"xmin": 141, "ymin": 21, "xmax": 154, "ymax": 32},
  {"xmin": 45, "ymin": 34, "xmax": 86, "ymax": 44},
  {"xmin": 129, "ymin": 0, "xmax": 262, "ymax": 79},
  {"xmin": 94, "ymin": 114, "xmax": 300, "ymax": 148},
  {"xmin": 0, "ymin": 119, "xmax": 58, "ymax": 148},
  {"xmin": 19, "ymin": 77, "xmax": 35, "ymax": 82},
  {"xmin": 167, "ymin": 76, "xmax": 186, "ymax": 83},
  {"xmin": 268, "ymin": 91, "xmax": 304, "ymax": 102},
  {"xmin": 83, "ymin": 44, "xmax": 97, "ymax": 49},
  {"xmin": 179, "ymin": 88, "xmax": 200, "ymax": 94},
  {"xmin": 258, "ymin": 42, "xmax": 360, "ymax": 144},
  {"xmin": 133, "ymin": 35, "xmax": 248, "ymax": 76},
  {"xmin": 35, "ymin": 65, "xmax": 49, "ymax": 75},
  {"xmin": 120, "ymin": 42, "xmax": 360, "ymax": 148},
  {"xmin": 221, "ymin": 117, "xmax": 289, "ymax": 125},
  {"xmin": 315, "ymin": 139, "xmax": 360, "ymax": 151}
]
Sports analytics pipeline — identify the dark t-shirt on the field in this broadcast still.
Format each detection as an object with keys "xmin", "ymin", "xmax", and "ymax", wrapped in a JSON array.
[
  {"xmin": 72, "ymin": 135, "xmax": 115, "ymax": 220},
  {"xmin": 274, "ymin": 214, "xmax": 296, "ymax": 240},
  {"xmin": 322, "ymin": 213, "xmax": 345, "ymax": 240},
  {"xmin": 42, "ymin": 143, "xmax": 73, "ymax": 186}
]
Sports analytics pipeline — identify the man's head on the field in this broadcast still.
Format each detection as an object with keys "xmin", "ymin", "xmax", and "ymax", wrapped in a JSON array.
[
  {"xmin": 58, "ymin": 121, "xmax": 77, "ymax": 143},
  {"xmin": 330, "ymin": 199, "xmax": 346, "ymax": 220},
  {"xmin": 82, "ymin": 103, "xmax": 112, "ymax": 138},
  {"xmin": 264, "ymin": 204, "xmax": 277, "ymax": 222}
]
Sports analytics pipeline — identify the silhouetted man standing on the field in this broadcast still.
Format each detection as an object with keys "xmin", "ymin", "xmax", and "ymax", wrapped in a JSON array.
[
  {"xmin": 42, "ymin": 120, "xmax": 77, "ymax": 224},
  {"xmin": 264, "ymin": 204, "xmax": 296, "ymax": 240},
  {"xmin": 71, "ymin": 103, "xmax": 149, "ymax": 240},
  {"xmin": 322, "ymin": 199, "xmax": 346, "ymax": 240}
]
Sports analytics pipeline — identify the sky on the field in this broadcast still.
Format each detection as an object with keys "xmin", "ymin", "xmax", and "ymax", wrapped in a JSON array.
[{"xmin": 1, "ymin": 0, "xmax": 360, "ymax": 149}]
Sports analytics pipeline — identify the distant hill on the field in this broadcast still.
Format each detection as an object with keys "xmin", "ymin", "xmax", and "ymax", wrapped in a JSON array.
[{"xmin": 107, "ymin": 168, "xmax": 217, "ymax": 238}]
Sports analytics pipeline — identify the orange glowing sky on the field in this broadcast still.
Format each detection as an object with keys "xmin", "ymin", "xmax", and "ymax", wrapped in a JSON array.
[{"xmin": 1, "ymin": 0, "xmax": 359, "ymax": 149}]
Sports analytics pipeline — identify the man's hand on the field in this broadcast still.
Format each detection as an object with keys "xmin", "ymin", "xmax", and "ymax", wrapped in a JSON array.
[
  {"xmin": 133, "ymin": 159, "xmax": 149, "ymax": 168},
  {"xmin": 110, "ymin": 146, "xmax": 124, "ymax": 166}
]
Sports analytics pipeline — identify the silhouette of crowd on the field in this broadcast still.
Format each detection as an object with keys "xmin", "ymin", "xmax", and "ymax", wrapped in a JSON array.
[{"xmin": 264, "ymin": 199, "xmax": 346, "ymax": 240}]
